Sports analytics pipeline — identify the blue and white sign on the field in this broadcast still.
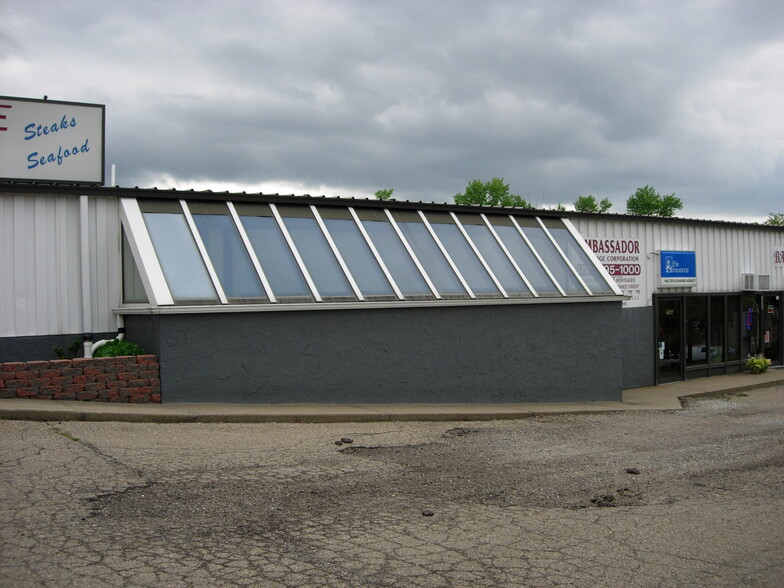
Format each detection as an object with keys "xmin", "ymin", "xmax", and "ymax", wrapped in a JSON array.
[
  {"xmin": 659, "ymin": 251, "xmax": 697, "ymax": 287},
  {"xmin": 0, "ymin": 95, "xmax": 105, "ymax": 184}
]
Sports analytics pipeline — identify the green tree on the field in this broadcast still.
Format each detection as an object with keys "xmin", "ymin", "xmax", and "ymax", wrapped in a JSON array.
[
  {"xmin": 574, "ymin": 195, "xmax": 612, "ymax": 213},
  {"xmin": 764, "ymin": 212, "xmax": 784, "ymax": 226},
  {"xmin": 453, "ymin": 177, "xmax": 530, "ymax": 208},
  {"xmin": 626, "ymin": 185, "xmax": 682, "ymax": 217},
  {"xmin": 375, "ymin": 188, "xmax": 394, "ymax": 200}
]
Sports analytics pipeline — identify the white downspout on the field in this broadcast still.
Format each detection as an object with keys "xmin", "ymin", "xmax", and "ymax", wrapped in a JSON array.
[{"xmin": 80, "ymin": 194, "xmax": 93, "ymax": 358}]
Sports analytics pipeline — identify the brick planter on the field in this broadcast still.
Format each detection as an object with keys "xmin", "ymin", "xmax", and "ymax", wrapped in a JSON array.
[{"xmin": 0, "ymin": 356, "xmax": 161, "ymax": 403}]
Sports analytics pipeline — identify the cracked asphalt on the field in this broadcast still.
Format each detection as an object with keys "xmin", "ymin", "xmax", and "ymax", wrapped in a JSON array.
[{"xmin": 2, "ymin": 386, "xmax": 783, "ymax": 587}]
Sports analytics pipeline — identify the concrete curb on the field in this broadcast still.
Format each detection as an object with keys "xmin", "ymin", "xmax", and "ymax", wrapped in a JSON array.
[{"xmin": 1, "ymin": 370, "xmax": 782, "ymax": 424}]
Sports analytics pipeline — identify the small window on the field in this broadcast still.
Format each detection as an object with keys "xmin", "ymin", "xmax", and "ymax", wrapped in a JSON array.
[
  {"xmin": 356, "ymin": 209, "xmax": 433, "ymax": 299},
  {"xmin": 235, "ymin": 203, "xmax": 312, "ymax": 300},
  {"xmin": 488, "ymin": 217, "xmax": 560, "ymax": 295},
  {"xmin": 542, "ymin": 218, "xmax": 614, "ymax": 294},
  {"xmin": 455, "ymin": 214, "xmax": 530, "ymax": 297},
  {"xmin": 318, "ymin": 208, "xmax": 395, "ymax": 298},
  {"xmin": 517, "ymin": 220, "xmax": 586, "ymax": 294},
  {"xmin": 390, "ymin": 211, "xmax": 466, "ymax": 298},
  {"xmin": 277, "ymin": 205, "xmax": 355, "ymax": 300},
  {"xmin": 139, "ymin": 201, "xmax": 217, "ymax": 302},
  {"xmin": 121, "ymin": 229, "xmax": 148, "ymax": 303},
  {"xmin": 189, "ymin": 202, "xmax": 266, "ymax": 300},
  {"xmin": 425, "ymin": 213, "xmax": 500, "ymax": 298}
]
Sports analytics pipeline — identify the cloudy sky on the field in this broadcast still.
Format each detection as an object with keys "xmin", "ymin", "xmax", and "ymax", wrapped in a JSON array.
[{"xmin": 2, "ymin": 0, "xmax": 783, "ymax": 221}]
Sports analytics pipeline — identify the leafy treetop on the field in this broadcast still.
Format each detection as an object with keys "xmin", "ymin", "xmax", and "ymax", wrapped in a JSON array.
[
  {"xmin": 765, "ymin": 212, "xmax": 784, "ymax": 226},
  {"xmin": 453, "ymin": 177, "xmax": 530, "ymax": 208},
  {"xmin": 375, "ymin": 188, "xmax": 394, "ymax": 200},
  {"xmin": 574, "ymin": 195, "xmax": 612, "ymax": 213},
  {"xmin": 626, "ymin": 185, "xmax": 683, "ymax": 217}
]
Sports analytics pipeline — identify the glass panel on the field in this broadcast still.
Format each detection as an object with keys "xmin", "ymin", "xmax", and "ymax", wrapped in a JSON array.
[
  {"xmin": 686, "ymin": 296, "xmax": 708, "ymax": 366},
  {"xmin": 658, "ymin": 298, "xmax": 682, "ymax": 382},
  {"xmin": 726, "ymin": 295, "xmax": 740, "ymax": 361},
  {"xmin": 191, "ymin": 213, "xmax": 265, "ymax": 299},
  {"xmin": 394, "ymin": 216, "xmax": 466, "ymax": 296},
  {"xmin": 281, "ymin": 214, "xmax": 354, "ymax": 298},
  {"xmin": 709, "ymin": 297, "xmax": 725, "ymax": 363},
  {"xmin": 426, "ymin": 215, "xmax": 499, "ymax": 297},
  {"xmin": 519, "ymin": 224, "xmax": 586, "ymax": 294},
  {"xmin": 121, "ymin": 229, "xmax": 148, "ymax": 303},
  {"xmin": 239, "ymin": 215, "xmax": 311, "ymax": 298},
  {"xmin": 458, "ymin": 218, "xmax": 529, "ymax": 296},
  {"xmin": 321, "ymin": 216, "xmax": 394, "ymax": 297},
  {"xmin": 491, "ymin": 223, "xmax": 559, "ymax": 294},
  {"xmin": 741, "ymin": 294, "xmax": 760, "ymax": 358},
  {"xmin": 546, "ymin": 221, "xmax": 614, "ymax": 294},
  {"xmin": 359, "ymin": 216, "xmax": 432, "ymax": 297},
  {"xmin": 142, "ymin": 212, "xmax": 217, "ymax": 300}
]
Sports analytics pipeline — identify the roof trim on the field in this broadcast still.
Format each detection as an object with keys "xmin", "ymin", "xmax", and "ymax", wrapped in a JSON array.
[{"xmin": 2, "ymin": 181, "xmax": 782, "ymax": 231}]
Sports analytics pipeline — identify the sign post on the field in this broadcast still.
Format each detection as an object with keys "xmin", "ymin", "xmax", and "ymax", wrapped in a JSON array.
[{"xmin": 0, "ymin": 96, "xmax": 105, "ymax": 184}]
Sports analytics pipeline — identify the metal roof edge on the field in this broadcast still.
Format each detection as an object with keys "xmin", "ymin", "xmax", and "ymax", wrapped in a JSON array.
[{"xmin": 1, "ymin": 181, "xmax": 781, "ymax": 230}]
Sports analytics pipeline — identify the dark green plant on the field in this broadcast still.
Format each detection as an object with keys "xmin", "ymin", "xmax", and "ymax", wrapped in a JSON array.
[
  {"xmin": 454, "ymin": 177, "xmax": 531, "ymax": 208},
  {"xmin": 375, "ymin": 188, "xmax": 394, "ymax": 200},
  {"xmin": 574, "ymin": 195, "xmax": 612, "ymax": 213},
  {"xmin": 626, "ymin": 185, "xmax": 682, "ymax": 217},
  {"xmin": 92, "ymin": 339, "xmax": 145, "ymax": 358},
  {"xmin": 54, "ymin": 338, "xmax": 83, "ymax": 359}
]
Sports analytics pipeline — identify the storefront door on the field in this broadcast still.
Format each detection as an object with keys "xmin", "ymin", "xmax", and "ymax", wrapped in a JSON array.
[
  {"xmin": 657, "ymin": 298, "xmax": 683, "ymax": 382},
  {"xmin": 761, "ymin": 295, "xmax": 781, "ymax": 363}
]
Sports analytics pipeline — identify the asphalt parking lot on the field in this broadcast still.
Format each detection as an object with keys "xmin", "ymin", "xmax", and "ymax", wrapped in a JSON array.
[{"xmin": 2, "ymin": 386, "xmax": 783, "ymax": 587}]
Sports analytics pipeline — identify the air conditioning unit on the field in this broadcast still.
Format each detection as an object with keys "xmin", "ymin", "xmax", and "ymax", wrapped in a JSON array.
[
  {"xmin": 741, "ymin": 273, "xmax": 756, "ymax": 290},
  {"xmin": 758, "ymin": 274, "xmax": 771, "ymax": 290}
]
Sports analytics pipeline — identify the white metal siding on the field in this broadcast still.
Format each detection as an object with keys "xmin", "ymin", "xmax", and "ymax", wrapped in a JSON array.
[
  {"xmin": 574, "ymin": 217, "xmax": 784, "ymax": 307},
  {"xmin": 0, "ymin": 192, "xmax": 120, "ymax": 337}
]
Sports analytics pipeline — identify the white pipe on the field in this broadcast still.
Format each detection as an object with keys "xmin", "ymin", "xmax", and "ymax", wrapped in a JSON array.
[{"xmin": 91, "ymin": 317, "xmax": 126, "ymax": 355}]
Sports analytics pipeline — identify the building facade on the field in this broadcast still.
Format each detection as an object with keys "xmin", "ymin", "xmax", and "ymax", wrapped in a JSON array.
[{"xmin": 1, "ymin": 184, "xmax": 782, "ymax": 402}]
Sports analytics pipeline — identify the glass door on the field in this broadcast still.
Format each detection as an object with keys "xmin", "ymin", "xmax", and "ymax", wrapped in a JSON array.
[
  {"xmin": 658, "ymin": 298, "xmax": 683, "ymax": 383},
  {"xmin": 761, "ymin": 295, "xmax": 781, "ymax": 364}
]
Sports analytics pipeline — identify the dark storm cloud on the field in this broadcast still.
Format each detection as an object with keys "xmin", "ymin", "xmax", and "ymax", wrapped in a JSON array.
[{"xmin": 2, "ymin": 0, "xmax": 783, "ymax": 219}]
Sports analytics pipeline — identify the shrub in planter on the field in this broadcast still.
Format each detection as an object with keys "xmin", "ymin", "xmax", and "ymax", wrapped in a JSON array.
[
  {"xmin": 93, "ymin": 339, "xmax": 145, "ymax": 358},
  {"xmin": 745, "ymin": 355, "xmax": 772, "ymax": 374}
]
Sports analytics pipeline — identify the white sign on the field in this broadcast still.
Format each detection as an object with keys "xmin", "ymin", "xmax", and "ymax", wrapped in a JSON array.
[
  {"xmin": 0, "ymin": 96, "xmax": 105, "ymax": 184},
  {"xmin": 774, "ymin": 247, "xmax": 784, "ymax": 267},
  {"xmin": 585, "ymin": 238, "xmax": 644, "ymax": 307}
]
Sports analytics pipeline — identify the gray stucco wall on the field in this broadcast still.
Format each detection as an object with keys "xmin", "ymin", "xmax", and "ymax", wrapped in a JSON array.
[
  {"xmin": 0, "ymin": 332, "xmax": 117, "ymax": 363},
  {"xmin": 621, "ymin": 306, "xmax": 655, "ymax": 389},
  {"xmin": 125, "ymin": 301, "xmax": 624, "ymax": 404}
]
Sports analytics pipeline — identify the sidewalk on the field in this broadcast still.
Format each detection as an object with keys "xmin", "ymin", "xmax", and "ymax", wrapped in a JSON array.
[{"xmin": 1, "ymin": 369, "xmax": 782, "ymax": 424}]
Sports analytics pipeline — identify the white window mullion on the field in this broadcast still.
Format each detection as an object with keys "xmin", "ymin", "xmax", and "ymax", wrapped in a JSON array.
[
  {"xmin": 180, "ymin": 200, "xmax": 228, "ymax": 304},
  {"xmin": 349, "ymin": 207, "xmax": 404, "ymax": 300},
  {"xmin": 418, "ymin": 211, "xmax": 475, "ymax": 299},
  {"xmin": 118, "ymin": 198, "xmax": 174, "ymax": 305},
  {"xmin": 227, "ymin": 202, "xmax": 276, "ymax": 303},
  {"xmin": 310, "ymin": 205, "xmax": 364, "ymax": 301},
  {"xmin": 450, "ymin": 212, "xmax": 508, "ymax": 298},
  {"xmin": 510, "ymin": 216, "xmax": 566, "ymax": 296},
  {"xmin": 481, "ymin": 214, "xmax": 538, "ymax": 297},
  {"xmin": 536, "ymin": 217, "xmax": 592, "ymax": 295},
  {"xmin": 562, "ymin": 218, "xmax": 623, "ymax": 296},
  {"xmin": 384, "ymin": 209, "xmax": 441, "ymax": 299},
  {"xmin": 269, "ymin": 203, "xmax": 322, "ymax": 302}
]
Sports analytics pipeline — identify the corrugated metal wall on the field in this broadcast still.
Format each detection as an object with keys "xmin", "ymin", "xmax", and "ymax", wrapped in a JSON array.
[
  {"xmin": 0, "ymin": 192, "xmax": 121, "ymax": 337},
  {"xmin": 573, "ymin": 216, "xmax": 784, "ymax": 307}
]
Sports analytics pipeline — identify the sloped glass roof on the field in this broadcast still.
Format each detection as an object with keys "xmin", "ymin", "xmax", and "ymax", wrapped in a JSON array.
[{"xmin": 119, "ymin": 196, "xmax": 621, "ymax": 308}]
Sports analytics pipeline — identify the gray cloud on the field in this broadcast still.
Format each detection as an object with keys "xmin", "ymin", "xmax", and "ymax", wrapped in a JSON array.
[{"xmin": 2, "ymin": 0, "xmax": 783, "ymax": 219}]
